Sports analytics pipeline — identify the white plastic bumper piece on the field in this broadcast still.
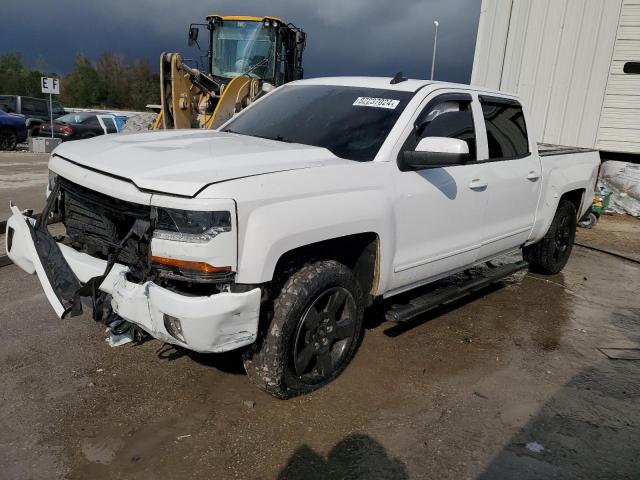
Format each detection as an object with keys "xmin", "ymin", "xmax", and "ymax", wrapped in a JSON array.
[{"xmin": 5, "ymin": 208, "xmax": 261, "ymax": 353}]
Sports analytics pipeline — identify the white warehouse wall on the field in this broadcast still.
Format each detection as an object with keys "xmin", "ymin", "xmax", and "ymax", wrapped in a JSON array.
[
  {"xmin": 597, "ymin": 0, "xmax": 640, "ymax": 153},
  {"xmin": 472, "ymin": 0, "xmax": 640, "ymax": 154}
]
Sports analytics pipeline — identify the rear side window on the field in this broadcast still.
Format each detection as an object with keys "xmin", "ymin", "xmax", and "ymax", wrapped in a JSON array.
[
  {"xmin": 480, "ymin": 97, "xmax": 529, "ymax": 160},
  {"xmin": 22, "ymin": 98, "xmax": 48, "ymax": 115}
]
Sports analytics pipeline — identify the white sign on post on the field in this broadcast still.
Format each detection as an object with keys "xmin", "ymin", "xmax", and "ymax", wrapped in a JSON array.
[
  {"xmin": 41, "ymin": 77, "xmax": 60, "ymax": 95},
  {"xmin": 41, "ymin": 77, "xmax": 60, "ymax": 140}
]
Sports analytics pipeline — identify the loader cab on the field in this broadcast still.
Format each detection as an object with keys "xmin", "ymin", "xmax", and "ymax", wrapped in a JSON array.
[{"xmin": 202, "ymin": 15, "xmax": 306, "ymax": 88}]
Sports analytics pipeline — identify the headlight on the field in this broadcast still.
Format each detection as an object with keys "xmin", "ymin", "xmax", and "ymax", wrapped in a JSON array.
[{"xmin": 152, "ymin": 207, "xmax": 232, "ymax": 243}]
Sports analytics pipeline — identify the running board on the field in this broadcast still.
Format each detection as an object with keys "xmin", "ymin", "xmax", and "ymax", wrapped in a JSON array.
[{"xmin": 385, "ymin": 261, "xmax": 528, "ymax": 323}]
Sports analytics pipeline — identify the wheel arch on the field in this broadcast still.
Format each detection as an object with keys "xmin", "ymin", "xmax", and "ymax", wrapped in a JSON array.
[{"xmin": 272, "ymin": 232, "xmax": 380, "ymax": 305}]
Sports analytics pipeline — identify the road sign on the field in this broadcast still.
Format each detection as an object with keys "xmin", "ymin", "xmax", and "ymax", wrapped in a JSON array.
[
  {"xmin": 41, "ymin": 77, "xmax": 60, "ymax": 139},
  {"xmin": 41, "ymin": 77, "xmax": 60, "ymax": 95}
]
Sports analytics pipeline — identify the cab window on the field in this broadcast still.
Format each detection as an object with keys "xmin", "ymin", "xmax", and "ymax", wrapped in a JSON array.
[
  {"xmin": 479, "ymin": 97, "xmax": 529, "ymax": 160},
  {"xmin": 404, "ymin": 95, "xmax": 477, "ymax": 161}
]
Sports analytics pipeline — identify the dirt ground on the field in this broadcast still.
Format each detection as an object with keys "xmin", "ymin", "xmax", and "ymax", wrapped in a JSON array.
[
  {"xmin": 1, "ymin": 218, "xmax": 639, "ymax": 479},
  {"xmin": 0, "ymin": 150, "xmax": 49, "ymax": 222},
  {"xmin": 576, "ymin": 213, "xmax": 640, "ymax": 262}
]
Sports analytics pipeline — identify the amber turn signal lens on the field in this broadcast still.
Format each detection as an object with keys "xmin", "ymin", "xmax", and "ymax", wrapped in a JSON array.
[{"xmin": 151, "ymin": 256, "xmax": 232, "ymax": 274}]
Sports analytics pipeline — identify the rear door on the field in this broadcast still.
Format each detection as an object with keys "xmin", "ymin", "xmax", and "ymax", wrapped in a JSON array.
[
  {"xmin": 475, "ymin": 96, "xmax": 542, "ymax": 261},
  {"xmin": 389, "ymin": 91, "xmax": 489, "ymax": 292}
]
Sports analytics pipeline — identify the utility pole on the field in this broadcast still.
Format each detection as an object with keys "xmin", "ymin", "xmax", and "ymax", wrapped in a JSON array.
[{"xmin": 430, "ymin": 20, "xmax": 439, "ymax": 80}]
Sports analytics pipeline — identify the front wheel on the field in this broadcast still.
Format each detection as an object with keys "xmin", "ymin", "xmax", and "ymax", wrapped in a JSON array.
[
  {"xmin": 524, "ymin": 199, "xmax": 577, "ymax": 275},
  {"xmin": 243, "ymin": 260, "xmax": 364, "ymax": 399}
]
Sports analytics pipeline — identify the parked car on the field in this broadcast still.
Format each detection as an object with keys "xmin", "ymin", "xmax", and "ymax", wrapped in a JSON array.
[
  {"xmin": 6, "ymin": 76, "xmax": 600, "ymax": 399},
  {"xmin": 36, "ymin": 112, "xmax": 119, "ymax": 141},
  {"xmin": 0, "ymin": 107, "xmax": 28, "ymax": 150},
  {"xmin": 0, "ymin": 95, "xmax": 66, "ymax": 136}
]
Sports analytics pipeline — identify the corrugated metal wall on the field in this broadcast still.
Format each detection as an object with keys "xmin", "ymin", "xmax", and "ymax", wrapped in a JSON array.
[
  {"xmin": 472, "ymin": 0, "xmax": 640, "ymax": 154},
  {"xmin": 597, "ymin": 0, "xmax": 640, "ymax": 153}
]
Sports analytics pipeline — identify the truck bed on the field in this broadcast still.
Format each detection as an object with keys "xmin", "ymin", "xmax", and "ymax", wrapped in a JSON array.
[{"xmin": 537, "ymin": 143, "xmax": 598, "ymax": 157}]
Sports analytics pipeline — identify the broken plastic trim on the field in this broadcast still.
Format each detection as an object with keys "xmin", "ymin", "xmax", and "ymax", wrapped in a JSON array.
[
  {"xmin": 28, "ymin": 178, "xmax": 152, "ymax": 322},
  {"xmin": 28, "ymin": 181, "xmax": 83, "ymax": 317}
]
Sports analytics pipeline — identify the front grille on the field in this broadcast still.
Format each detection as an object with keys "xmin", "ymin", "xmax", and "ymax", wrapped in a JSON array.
[{"xmin": 60, "ymin": 178, "xmax": 151, "ymax": 269}]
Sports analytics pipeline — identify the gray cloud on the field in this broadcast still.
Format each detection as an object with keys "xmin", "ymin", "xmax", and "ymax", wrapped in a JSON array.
[{"xmin": 0, "ymin": 0, "xmax": 480, "ymax": 83}]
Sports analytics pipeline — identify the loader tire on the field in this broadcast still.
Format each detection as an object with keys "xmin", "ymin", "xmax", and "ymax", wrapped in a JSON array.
[
  {"xmin": 243, "ymin": 260, "xmax": 364, "ymax": 399},
  {"xmin": 524, "ymin": 199, "xmax": 577, "ymax": 275}
]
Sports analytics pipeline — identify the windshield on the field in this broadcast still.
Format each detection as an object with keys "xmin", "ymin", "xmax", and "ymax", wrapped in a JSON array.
[
  {"xmin": 211, "ymin": 20, "xmax": 275, "ymax": 81},
  {"xmin": 56, "ymin": 113, "xmax": 92, "ymax": 124},
  {"xmin": 223, "ymin": 85, "xmax": 414, "ymax": 161}
]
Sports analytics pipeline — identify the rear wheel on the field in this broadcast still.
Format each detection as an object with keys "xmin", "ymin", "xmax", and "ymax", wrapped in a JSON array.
[
  {"xmin": 524, "ymin": 199, "xmax": 577, "ymax": 274},
  {"xmin": 243, "ymin": 260, "xmax": 364, "ymax": 399},
  {"xmin": 0, "ymin": 127, "xmax": 17, "ymax": 150}
]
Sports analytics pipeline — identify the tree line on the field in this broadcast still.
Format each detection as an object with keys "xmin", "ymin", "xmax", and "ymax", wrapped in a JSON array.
[{"xmin": 0, "ymin": 52, "xmax": 159, "ymax": 110}]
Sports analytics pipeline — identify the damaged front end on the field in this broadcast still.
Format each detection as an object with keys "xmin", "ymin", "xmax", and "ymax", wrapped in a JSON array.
[{"xmin": 5, "ymin": 175, "xmax": 261, "ymax": 353}]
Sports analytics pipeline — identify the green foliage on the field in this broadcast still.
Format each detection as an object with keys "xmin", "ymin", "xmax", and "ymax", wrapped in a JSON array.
[
  {"xmin": 0, "ymin": 53, "xmax": 49, "ymax": 98},
  {"xmin": 0, "ymin": 51, "xmax": 159, "ymax": 110}
]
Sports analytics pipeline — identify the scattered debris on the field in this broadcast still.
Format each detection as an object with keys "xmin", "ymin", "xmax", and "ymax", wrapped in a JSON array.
[
  {"xmin": 121, "ymin": 113, "xmax": 157, "ymax": 133},
  {"xmin": 106, "ymin": 329, "xmax": 134, "ymax": 347},
  {"xmin": 526, "ymin": 441, "xmax": 545, "ymax": 454},
  {"xmin": 243, "ymin": 400, "xmax": 256, "ymax": 409},
  {"xmin": 599, "ymin": 161, "xmax": 640, "ymax": 217},
  {"xmin": 176, "ymin": 434, "xmax": 191, "ymax": 441}
]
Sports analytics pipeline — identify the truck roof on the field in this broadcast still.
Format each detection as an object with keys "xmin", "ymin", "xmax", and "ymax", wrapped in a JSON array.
[{"xmin": 293, "ymin": 76, "xmax": 518, "ymax": 98}]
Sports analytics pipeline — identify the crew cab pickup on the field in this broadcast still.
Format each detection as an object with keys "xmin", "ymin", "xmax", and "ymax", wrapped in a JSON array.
[{"xmin": 5, "ymin": 76, "xmax": 600, "ymax": 398}]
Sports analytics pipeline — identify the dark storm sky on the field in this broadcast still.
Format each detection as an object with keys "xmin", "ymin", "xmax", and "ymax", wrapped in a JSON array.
[{"xmin": 1, "ymin": 0, "xmax": 481, "ymax": 83}]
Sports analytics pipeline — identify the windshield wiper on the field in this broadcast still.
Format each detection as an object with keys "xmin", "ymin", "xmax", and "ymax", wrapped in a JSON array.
[
  {"xmin": 251, "ymin": 134, "xmax": 293, "ymax": 143},
  {"xmin": 221, "ymin": 129, "xmax": 292, "ymax": 143}
]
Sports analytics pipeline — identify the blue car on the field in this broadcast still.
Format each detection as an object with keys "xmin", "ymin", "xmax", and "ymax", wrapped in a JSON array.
[{"xmin": 0, "ymin": 108, "xmax": 28, "ymax": 150}]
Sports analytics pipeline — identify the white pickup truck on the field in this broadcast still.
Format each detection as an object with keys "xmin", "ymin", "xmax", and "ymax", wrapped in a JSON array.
[{"xmin": 6, "ymin": 76, "xmax": 600, "ymax": 398}]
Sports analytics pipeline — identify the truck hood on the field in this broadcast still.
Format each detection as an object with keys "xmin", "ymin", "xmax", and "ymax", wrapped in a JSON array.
[{"xmin": 53, "ymin": 130, "xmax": 341, "ymax": 197}]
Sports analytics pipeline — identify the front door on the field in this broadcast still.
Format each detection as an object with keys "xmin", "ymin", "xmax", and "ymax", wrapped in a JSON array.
[{"xmin": 389, "ymin": 91, "xmax": 489, "ymax": 294}]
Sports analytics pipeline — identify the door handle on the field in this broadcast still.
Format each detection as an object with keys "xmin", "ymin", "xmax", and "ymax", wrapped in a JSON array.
[
  {"xmin": 468, "ymin": 178, "xmax": 488, "ymax": 190},
  {"xmin": 527, "ymin": 171, "xmax": 540, "ymax": 181}
]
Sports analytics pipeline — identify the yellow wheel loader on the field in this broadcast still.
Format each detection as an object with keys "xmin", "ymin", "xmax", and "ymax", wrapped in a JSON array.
[{"xmin": 153, "ymin": 15, "xmax": 306, "ymax": 130}]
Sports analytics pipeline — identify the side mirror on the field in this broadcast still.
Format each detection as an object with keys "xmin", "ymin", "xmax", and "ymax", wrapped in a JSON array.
[
  {"xmin": 188, "ymin": 26, "xmax": 199, "ymax": 46},
  {"xmin": 402, "ymin": 137, "xmax": 470, "ymax": 170}
]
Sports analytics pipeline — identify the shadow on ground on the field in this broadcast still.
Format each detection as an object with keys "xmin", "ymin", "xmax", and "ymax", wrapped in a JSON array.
[
  {"xmin": 278, "ymin": 433, "xmax": 408, "ymax": 480},
  {"xmin": 479, "ymin": 307, "xmax": 640, "ymax": 480}
]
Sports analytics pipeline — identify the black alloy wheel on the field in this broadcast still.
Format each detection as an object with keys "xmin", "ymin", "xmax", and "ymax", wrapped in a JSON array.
[
  {"xmin": 0, "ymin": 128, "xmax": 17, "ymax": 151},
  {"xmin": 292, "ymin": 286, "xmax": 358, "ymax": 382}
]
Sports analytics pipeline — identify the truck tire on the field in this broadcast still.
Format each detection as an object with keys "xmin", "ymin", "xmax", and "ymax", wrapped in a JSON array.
[
  {"xmin": 243, "ymin": 260, "xmax": 364, "ymax": 399},
  {"xmin": 0, "ymin": 127, "xmax": 17, "ymax": 151},
  {"xmin": 523, "ymin": 199, "xmax": 577, "ymax": 275}
]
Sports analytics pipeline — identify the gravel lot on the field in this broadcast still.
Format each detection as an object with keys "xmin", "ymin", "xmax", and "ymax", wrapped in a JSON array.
[
  {"xmin": 1, "ymin": 214, "xmax": 639, "ymax": 479},
  {"xmin": 0, "ymin": 149, "xmax": 49, "ymax": 222}
]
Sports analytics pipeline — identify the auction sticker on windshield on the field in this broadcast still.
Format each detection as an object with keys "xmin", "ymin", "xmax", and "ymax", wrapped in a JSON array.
[{"xmin": 353, "ymin": 97, "xmax": 400, "ymax": 109}]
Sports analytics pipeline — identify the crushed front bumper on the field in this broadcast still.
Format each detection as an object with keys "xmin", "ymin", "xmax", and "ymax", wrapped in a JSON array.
[{"xmin": 5, "ymin": 206, "xmax": 261, "ymax": 353}]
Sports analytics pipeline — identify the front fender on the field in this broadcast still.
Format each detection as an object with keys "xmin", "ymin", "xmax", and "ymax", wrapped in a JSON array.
[{"xmin": 235, "ymin": 188, "xmax": 395, "ymax": 294}]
